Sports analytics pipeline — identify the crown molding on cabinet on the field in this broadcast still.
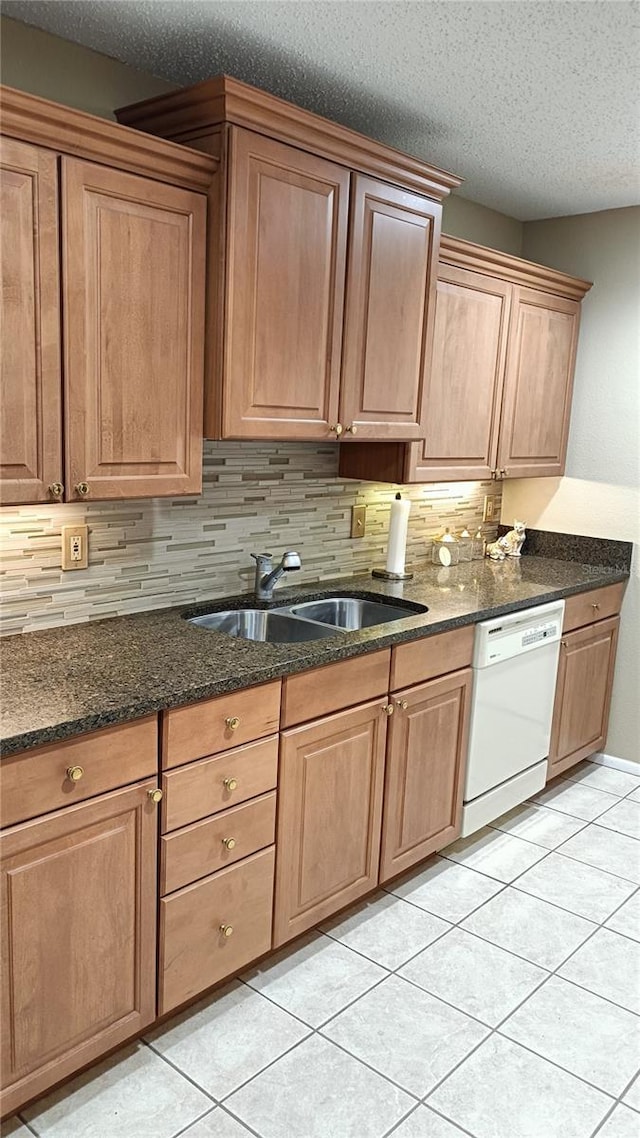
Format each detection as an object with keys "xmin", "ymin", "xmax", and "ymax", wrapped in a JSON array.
[
  {"xmin": 439, "ymin": 234, "xmax": 592, "ymax": 301},
  {"xmin": 116, "ymin": 74, "xmax": 462, "ymax": 201},
  {"xmin": 0, "ymin": 84, "xmax": 217, "ymax": 191}
]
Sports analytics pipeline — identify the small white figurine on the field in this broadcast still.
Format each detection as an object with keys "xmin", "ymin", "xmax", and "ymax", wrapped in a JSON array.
[{"xmin": 485, "ymin": 520, "xmax": 526, "ymax": 560}]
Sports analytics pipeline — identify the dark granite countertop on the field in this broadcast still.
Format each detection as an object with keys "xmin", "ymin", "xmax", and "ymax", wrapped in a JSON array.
[{"xmin": 1, "ymin": 550, "xmax": 630, "ymax": 757}]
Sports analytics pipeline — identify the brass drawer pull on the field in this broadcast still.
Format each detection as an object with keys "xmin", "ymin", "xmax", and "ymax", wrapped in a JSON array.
[
  {"xmin": 147, "ymin": 788, "xmax": 163, "ymax": 804},
  {"xmin": 49, "ymin": 481, "xmax": 64, "ymax": 499},
  {"xmin": 220, "ymin": 923, "xmax": 234, "ymax": 938},
  {"xmin": 66, "ymin": 765, "xmax": 84, "ymax": 782},
  {"xmin": 223, "ymin": 777, "xmax": 238, "ymax": 792},
  {"xmin": 396, "ymin": 699, "xmax": 409, "ymax": 711},
  {"xmin": 382, "ymin": 703, "xmax": 394, "ymax": 716},
  {"xmin": 75, "ymin": 481, "xmax": 89, "ymax": 497},
  {"xmin": 225, "ymin": 716, "xmax": 240, "ymax": 731},
  {"xmin": 592, "ymin": 602, "xmax": 601, "ymax": 612},
  {"xmin": 329, "ymin": 423, "xmax": 343, "ymax": 437},
  {"xmin": 222, "ymin": 837, "xmax": 237, "ymax": 850}
]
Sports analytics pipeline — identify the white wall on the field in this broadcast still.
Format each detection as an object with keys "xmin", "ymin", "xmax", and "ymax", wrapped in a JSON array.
[{"xmin": 503, "ymin": 207, "xmax": 640, "ymax": 763}]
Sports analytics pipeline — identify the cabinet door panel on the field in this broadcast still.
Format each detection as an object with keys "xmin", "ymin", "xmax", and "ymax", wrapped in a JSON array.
[
  {"xmin": 224, "ymin": 128, "xmax": 348, "ymax": 439},
  {"xmin": 62, "ymin": 158, "xmax": 206, "ymax": 499},
  {"xmin": 548, "ymin": 617, "xmax": 619, "ymax": 779},
  {"xmin": 274, "ymin": 699, "xmax": 387, "ymax": 945},
  {"xmin": 1, "ymin": 781, "xmax": 158, "ymax": 1116},
  {"xmin": 380, "ymin": 669, "xmax": 472, "ymax": 882},
  {"xmin": 340, "ymin": 175, "xmax": 440, "ymax": 440},
  {"xmin": 498, "ymin": 287, "xmax": 580, "ymax": 477},
  {"xmin": 410, "ymin": 265, "xmax": 510, "ymax": 480},
  {"xmin": 0, "ymin": 138, "xmax": 62, "ymax": 505}
]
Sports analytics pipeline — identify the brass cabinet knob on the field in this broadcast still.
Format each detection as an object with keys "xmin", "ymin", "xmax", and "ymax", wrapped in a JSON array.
[
  {"xmin": 329, "ymin": 423, "xmax": 343, "ymax": 437},
  {"xmin": 222, "ymin": 837, "xmax": 237, "ymax": 850},
  {"xmin": 396, "ymin": 699, "xmax": 409, "ymax": 710},
  {"xmin": 220, "ymin": 924, "xmax": 234, "ymax": 938},
  {"xmin": 75, "ymin": 482, "xmax": 89, "ymax": 497},
  {"xmin": 225, "ymin": 716, "xmax": 240, "ymax": 731},
  {"xmin": 345, "ymin": 424, "xmax": 358, "ymax": 435},
  {"xmin": 147, "ymin": 788, "xmax": 163, "ymax": 804},
  {"xmin": 561, "ymin": 639, "xmax": 568, "ymax": 648},
  {"xmin": 382, "ymin": 703, "xmax": 394, "ymax": 716},
  {"xmin": 49, "ymin": 481, "xmax": 64, "ymax": 499},
  {"xmin": 223, "ymin": 777, "xmax": 238, "ymax": 792},
  {"xmin": 500, "ymin": 468, "xmax": 507, "ymax": 478},
  {"xmin": 592, "ymin": 602, "xmax": 600, "ymax": 612},
  {"xmin": 66, "ymin": 765, "xmax": 84, "ymax": 782}
]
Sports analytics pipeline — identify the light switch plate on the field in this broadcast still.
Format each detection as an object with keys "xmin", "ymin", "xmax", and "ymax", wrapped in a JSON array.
[
  {"xmin": 61, "ymin": 524, "xmax": 89, "ymax": 570},
  {"xmin": 351, "ymin": 505, "xmax": 367, "ymax": 538},
  {"xmin": 483, "ymin": 495, "xmax": 496, "ymax": 523}
]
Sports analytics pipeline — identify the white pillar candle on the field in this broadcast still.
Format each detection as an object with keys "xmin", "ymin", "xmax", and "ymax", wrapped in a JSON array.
[{"xmin": 385, "ymin": 493, "xmax": 411, "ymax": 575}]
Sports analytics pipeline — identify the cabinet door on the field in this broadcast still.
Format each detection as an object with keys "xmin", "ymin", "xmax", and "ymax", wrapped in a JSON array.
[
  {"xmin": 274, "ymin": 699, "xmax": 388, "ymax": 945},
  {"xmin": 380, "ymin": 669, "xmax": 472, "ymax": 882},
  {"xmin": 1, "ymin": 780, "xmax": 158, "ymax": 1116},
  {"xmin": 497, "ymin": 287, "xmax": 580, "ymax": 477},
  {"xmin": 62, "ymin": 158, "xmax": 206, "ymax": 500},
  {"xmin": 408, "ymin": 265, "xmax": 511, "ymax": 480},
  {"xmin": 224, "ymin": 128, "xmax": 349, "ymax": 440},
  {"xmin": 548, "ymin": 617, "xmax": 619, "ymax": 780},
  {"xmin": 0, "ymin": 137, "xmax": 63, "ymax": 505},
  {"xmin": 340, "ymin": 175, "xmax": 440, "ymax": 440}
]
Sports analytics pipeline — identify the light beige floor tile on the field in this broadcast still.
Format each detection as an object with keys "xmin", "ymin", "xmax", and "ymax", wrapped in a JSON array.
[
  {"xmin": 597, "ymin": 799, "xmax": 640, "ymax": 840},
  {"xmin": 146, "ymin": 980, "xmax": 310, "ymax": 1099},
  {"xmin": 597, "ymin": 1105, "xmax": 640, "ymax": 1138},
  {"xmin": 321, "ymin": 891, "xmax": 450, "ymax": 969},
  {"xmin": 242, "ymin": 931, "xmax": 386, "ymax": 1027},
  {"xmin": 178, "ymin": 1108, "xmax": 255, "ymax": 1137},
  {"xmin": 225, "ymin": 1034, "xmax": 413, "ymax": 1138},
  {"xmin": 500, "ymin": 975, "xmax": 640, "ymax": 1094},
  {"xmin": 22, "ymin": 1043, "xmax": 211, "ymax": 1138},
  {"xmin": 606, "ymin": 891, "xmax": 640, "ymax": 941},
  {"xmin": 399, "ymin": 927, "xmax": 546, "ymax": 1026},
  {"xmin": 461, "ymin": 887, "xmax": 595, "ymax": 969},
  {"xmin": 387, "ymin": 856, "xmax": 503, "ymax": 922},
  {"xmin": 428, "ymin": 1034, "xmax": 611, "ymax": 1138},
  {"xmin": 627, "ymin": 787, "xmax": 640, "ymax": 805},
  {"xmin": 443, "ymin": 826, "xmax": 547, "ymax": 882},
  {"xmin": 559, "ymin": 928, "xmax": 640, "ymax": 1013},
  {"xmin": 559, "ymin": 825, "xmax": 640, "ymax": 884},
  {"xmin": 623, "ymin": 1074, "xmax": 640, "ymax": 1111},
  {"xmin": 491, "ymin": 803, "xmax": 585, "ymax": 849},
  {"xmin": 514, "ymin": 851, "xmax": 637, "ymax": 922},
  {"xmin": 565, "ymin": 761, "xmax": 640, "ymax": 797},
  {"xmin": 322, "ymin": 973, "xmax": 488, "ymax": 1097},
  {"xmin": 390, "ymin": 1106, "xmax": 467, "ymax": 1136},
  {"xmin": 532, "ymin": 779, "xmax": 620, "ymax": 821}
]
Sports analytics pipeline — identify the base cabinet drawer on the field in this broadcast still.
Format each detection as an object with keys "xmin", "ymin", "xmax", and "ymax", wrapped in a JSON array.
[
  {"xmin": 159, "ymin": 846, "xmax": 275, "ymax": 1014},
  {"xmin": 162, "ymin": 681, "xmax": 281, "ymax": 769},
  {"xmin": 162, "ymin": 735, "xmax": 279, "ymax": 831},
  {"xmin": 562, "ymin": 583, "xmax": 624, "ymax": 633},
  {"xmin": 161, "ymin": 791, "xmax": 276, "ymax": 894}
]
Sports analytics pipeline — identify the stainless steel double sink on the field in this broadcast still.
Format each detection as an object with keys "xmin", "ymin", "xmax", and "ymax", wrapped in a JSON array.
[{"xmin": 186, "ymin": 595, "xmax": 428, "ymax": 643}]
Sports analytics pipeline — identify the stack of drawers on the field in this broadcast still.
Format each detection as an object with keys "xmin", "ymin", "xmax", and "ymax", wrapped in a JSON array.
[{"xmin": 158, "ymin": 680, "xmax": 281, "ymax": 1013}]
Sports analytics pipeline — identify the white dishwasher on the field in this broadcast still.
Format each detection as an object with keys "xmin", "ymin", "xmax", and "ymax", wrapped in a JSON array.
[{"xmin": 462, "ymin": 599, "xmax": 565, "ymax": 837}]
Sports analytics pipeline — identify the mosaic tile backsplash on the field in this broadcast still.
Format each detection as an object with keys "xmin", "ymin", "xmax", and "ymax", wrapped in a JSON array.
[{"xmin": 0, "ymin": 443, "xmax": 501, "ymax": 635}]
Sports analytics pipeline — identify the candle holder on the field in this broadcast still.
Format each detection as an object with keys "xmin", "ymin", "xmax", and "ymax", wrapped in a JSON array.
[{"xmin": 372, "ymin": 568, "xmax": 414, "ymax": 581}]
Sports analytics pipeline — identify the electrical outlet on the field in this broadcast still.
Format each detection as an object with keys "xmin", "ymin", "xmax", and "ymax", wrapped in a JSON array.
[
  {"xmin": 61, "ymin": 524, "xmax": 89, "ymax": 571},
  {"xmin": 483, "ymin": 495, "xmax": 496, "ymax": 523},
  {"xmin": 351, "ymin": 505, "xmax": 367, "ymax": 538}
]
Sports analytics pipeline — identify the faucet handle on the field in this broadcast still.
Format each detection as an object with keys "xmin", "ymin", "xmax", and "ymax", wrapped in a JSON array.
[{"xmin": 251, "ymin": 552, "xmax": 272, "ymax": 566}]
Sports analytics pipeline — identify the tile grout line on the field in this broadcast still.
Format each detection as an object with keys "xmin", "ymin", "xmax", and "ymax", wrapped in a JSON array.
[{"xmin": 169, "ymin": 1104, "xmax": 218, "ymax": 1138}]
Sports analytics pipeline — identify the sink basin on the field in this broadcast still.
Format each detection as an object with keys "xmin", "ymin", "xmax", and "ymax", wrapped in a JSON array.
[
  {"xmin": 187, "ymin": 609, "xmax": 340, "ymax": 643},
  {"xmin": 287, "ymin": 597, "xmax": 423, "ymax": 630}
]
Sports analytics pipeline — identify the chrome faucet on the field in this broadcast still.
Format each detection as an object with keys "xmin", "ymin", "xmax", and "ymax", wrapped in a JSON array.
[{"xmin": 251, "ymin": 550, "xmax": 302, "ymax": 601}]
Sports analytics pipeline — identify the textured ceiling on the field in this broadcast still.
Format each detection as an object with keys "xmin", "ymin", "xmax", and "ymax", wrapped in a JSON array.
[{"xmin": 4, "ymin": 0, "xmax": 640, "ymax": 219}]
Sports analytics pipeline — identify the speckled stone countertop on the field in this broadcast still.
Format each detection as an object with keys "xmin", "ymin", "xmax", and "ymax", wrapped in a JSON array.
[{"xmin": 1, "ymin": 555, "xmax": 629, "ymax": 757}]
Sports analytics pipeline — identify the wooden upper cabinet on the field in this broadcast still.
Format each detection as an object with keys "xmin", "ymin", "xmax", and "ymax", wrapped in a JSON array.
[
  {"xmin": 340, "ymin": 176, "xmax": 440, "ymax": 440},
  {"xmin": 62, "ymin": 159, "xmax": 206, "ymax": 500},
  {"xmin": 0, "ymin": 137, "xmax": 63, "ymax": 505},
  {"xmin": 274, "ymin": 698, "xmax": 388, "ymax": 946},
  {"xmin": 408, "ymin": 264, "xmax": 511, "ymax": 480},
  {"xmin": 1, "ymin": 780, "xmax": 158, "ymax": 1117},
  {"xmin": 223, "ymin": 128, "xmax": 349, "ymax": 439},
  {"xmin": 548, "ymin": 616, "xmax": 620, "ymax": 780},
  {"xmin": 498, "ymin": 287, "xmax": 581, "ymax": 477}
]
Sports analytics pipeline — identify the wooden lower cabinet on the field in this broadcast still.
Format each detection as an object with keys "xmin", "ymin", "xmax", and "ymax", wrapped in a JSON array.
[
  {"xmin": 274, "ymin": 699, "xmax": 388, "ymax": 946},
  {"xmin": 380, "ymin": 669, "xmax": 472, "ymax": 881},
  {"xmin": 0, "ymin": 780, "xmax": 158, "ymax": 1117},
  {"xmin": 548, "ymin": 616, "xmax": 620, "ymax": 780}
]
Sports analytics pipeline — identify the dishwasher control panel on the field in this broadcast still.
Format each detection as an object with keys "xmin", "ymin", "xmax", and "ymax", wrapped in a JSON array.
[{"xmin": 473, "ymin": 600, "xmax": 565, "ymax": 667}]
